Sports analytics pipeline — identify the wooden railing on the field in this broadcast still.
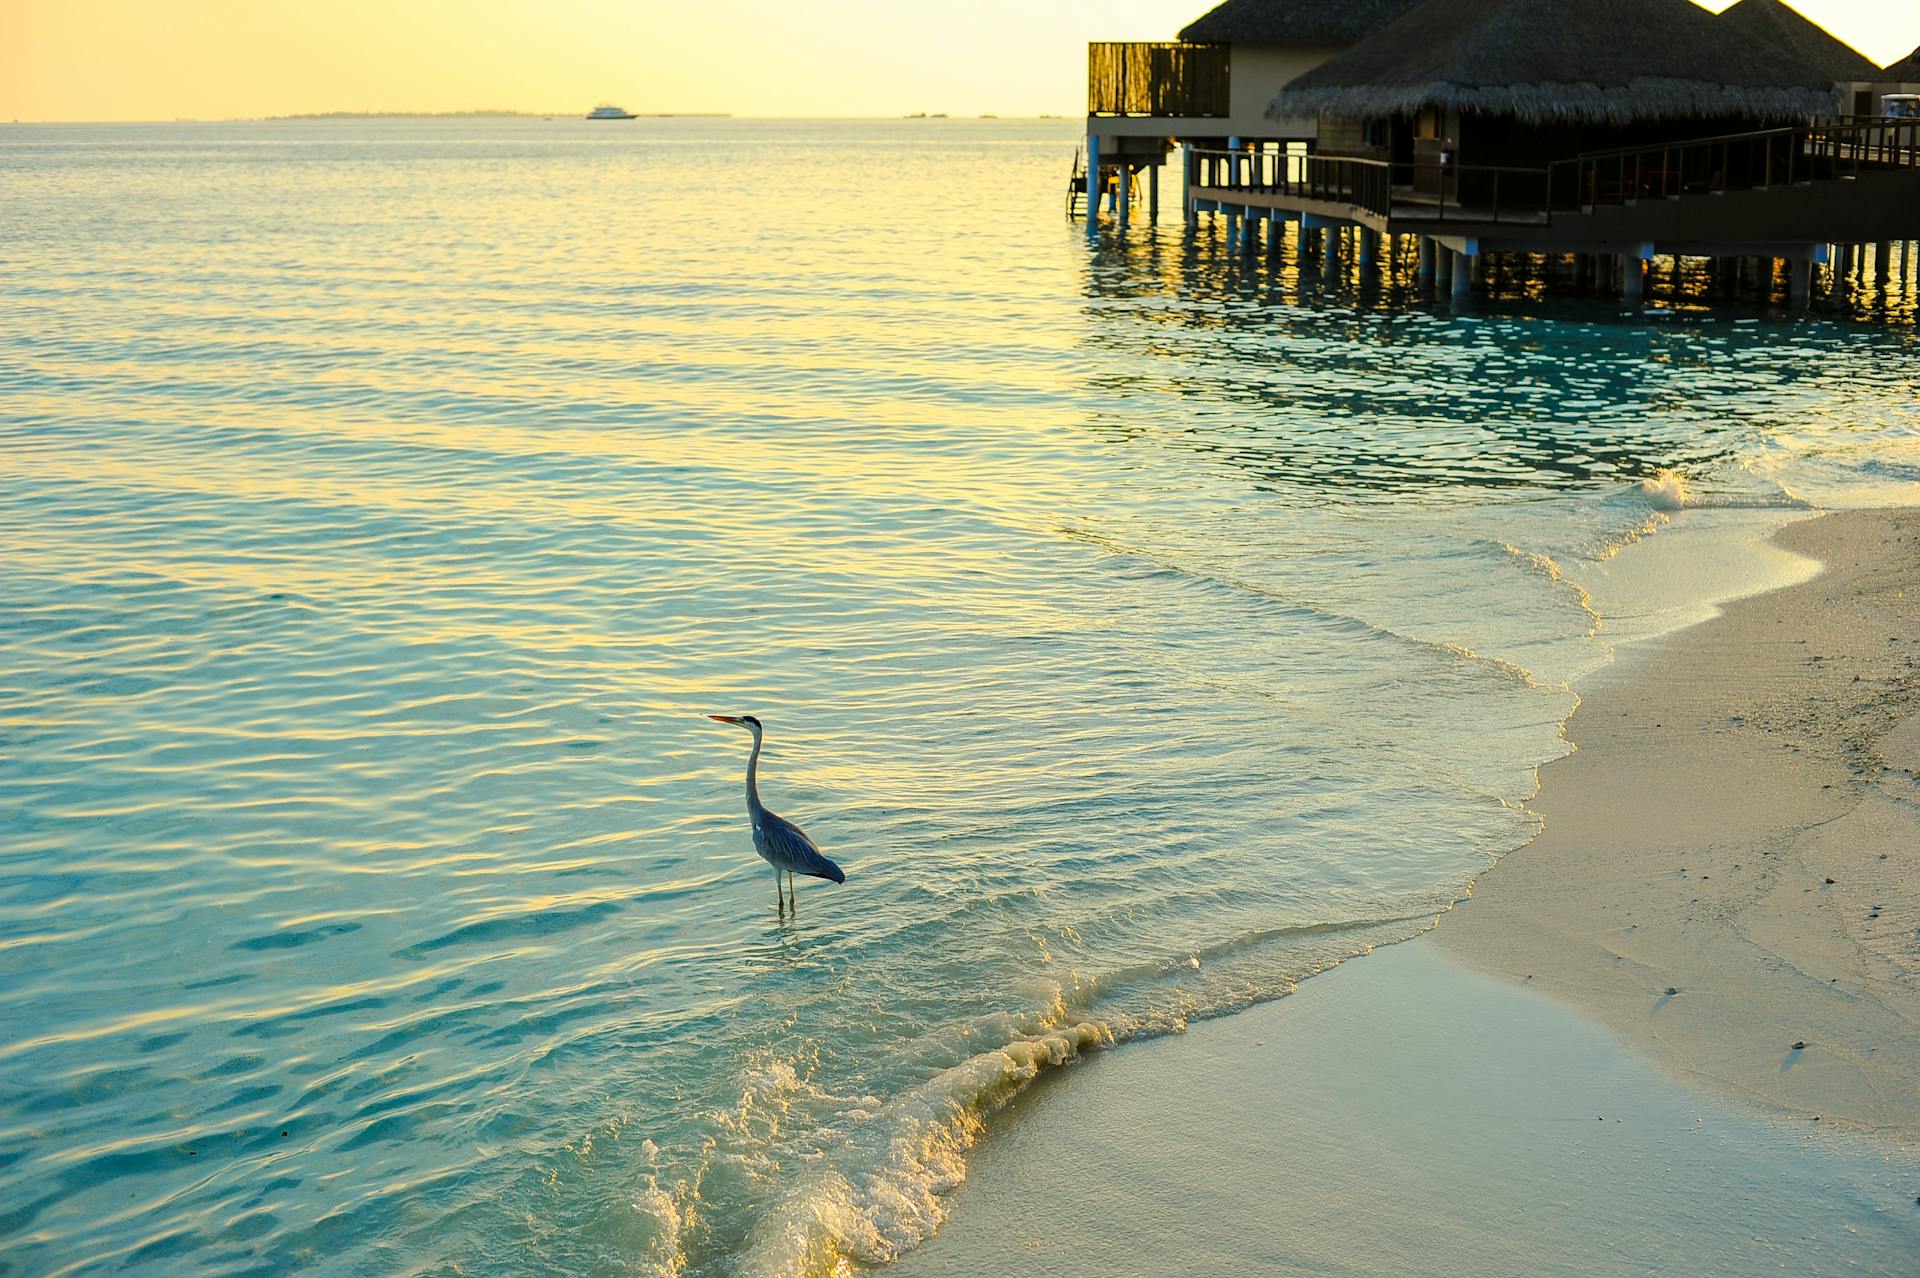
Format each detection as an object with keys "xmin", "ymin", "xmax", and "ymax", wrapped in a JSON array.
[
  {"xmin": 1088, "ymin": 42, "xmax": 1229, "ymax": 118},
  {"xmin": 1190, "ymin": 149, "xmax": 1552, "ymax": 225},
  {"xmin": 1549, "ymin": 115, "xmax": 1920, "ymax": 210},
  {"xmin": 1185, "ymin": 116, "xmax": 1918, "ymax": 226}
]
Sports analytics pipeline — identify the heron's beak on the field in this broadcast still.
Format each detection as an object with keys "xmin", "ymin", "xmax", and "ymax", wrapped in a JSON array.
[{"xmin": 707, "ymin": 714, "xmax": 742, "ymax": 725}]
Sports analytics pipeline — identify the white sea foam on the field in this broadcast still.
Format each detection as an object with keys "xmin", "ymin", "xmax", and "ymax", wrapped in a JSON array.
[
  {"xmin": 733, "ymin": 1021, "xmax": 1112, "ymax": 1278},
  {"xmin": 1638, "ymin": 469, "xmax": 1694, "ymax": 510}
]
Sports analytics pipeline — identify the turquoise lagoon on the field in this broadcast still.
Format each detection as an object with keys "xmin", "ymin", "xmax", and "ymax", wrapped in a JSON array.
[{"xmin": 1, "ymin": 118, "xmax": 1917, "ymax": 1275}]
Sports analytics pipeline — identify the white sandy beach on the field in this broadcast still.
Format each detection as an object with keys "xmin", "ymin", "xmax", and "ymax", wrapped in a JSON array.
[
  {"xmin": 894, "ymin": 508, "xmax": 1920, "ymax": 1276},
  {"xmin": 1437, "ymin": 507, "xmax": 1920, "ymax": 1135}
]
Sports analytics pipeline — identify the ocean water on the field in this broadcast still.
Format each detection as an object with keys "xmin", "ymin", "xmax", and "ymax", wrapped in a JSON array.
[{"xmin": 1, "ymin": 117, "xmax": 1917, "ymax": 1277}]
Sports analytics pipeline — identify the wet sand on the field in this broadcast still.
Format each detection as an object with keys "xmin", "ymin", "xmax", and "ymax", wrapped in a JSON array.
[
  {"xmin": 894, "ymin": 944, "xmax": 1919, "ymax": 1278},
  {"xmin": 890, "ymin": 508, "xmax": 1920, "ymax": 1276},
  {"xmin": 1437, "ymin": 507, "xmax": 1920, "ymax": 1136}
]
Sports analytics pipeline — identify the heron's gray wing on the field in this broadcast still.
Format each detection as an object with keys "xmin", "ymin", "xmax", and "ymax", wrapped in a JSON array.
[{"xmin": 759, "ymin": 811, "xmax": 846, "ymax": 883}]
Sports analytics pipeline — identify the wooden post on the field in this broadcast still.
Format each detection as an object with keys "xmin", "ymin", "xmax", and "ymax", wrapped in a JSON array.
[
  {"xmin": 1791, "ymin": 255, "xmax": 1812, "ymax": 309},
  {"xmin": 1086, "ymin": 133, "xmax": 1101, "ymax": 239},
  {"xmin": 1181, "ymin": 144, "xmax": 1195, "ymax": 231},
  {"xmin": 1418, "ymin": 237, "xmax": 1435, "ymax": 283},
  {"xmin": 1451, "ymin": 248, "xmax": 1472, "ymax": 298},
  {"xmin": 1116, "ymin": 162, "xmax": 1130, "ymax": 232},
  {"xmin": 1148, "ymin": 161, "xmax": 1160, "ymax": 226}
]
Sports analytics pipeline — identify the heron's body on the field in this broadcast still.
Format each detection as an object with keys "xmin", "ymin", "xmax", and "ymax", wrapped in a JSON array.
[{"xmin": 709, "ymin": 714, "xmax": 844, "ymax": 913}]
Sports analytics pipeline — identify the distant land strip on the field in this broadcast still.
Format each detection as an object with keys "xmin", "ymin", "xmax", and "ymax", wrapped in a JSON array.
[{"xmin": 262, "ymin": 110, "xmax": 732, "ymax": 120}]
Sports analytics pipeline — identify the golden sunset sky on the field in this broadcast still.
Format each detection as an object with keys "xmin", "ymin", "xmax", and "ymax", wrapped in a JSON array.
[{"xmin": 3, "ymin": 0, "xmax": 1916, "ymax": 123}]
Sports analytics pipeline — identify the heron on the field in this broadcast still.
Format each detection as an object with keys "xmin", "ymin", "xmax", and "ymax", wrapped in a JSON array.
[{"xmin": 707, "ymin": 714, "xmax": 845, "ymax": 914}]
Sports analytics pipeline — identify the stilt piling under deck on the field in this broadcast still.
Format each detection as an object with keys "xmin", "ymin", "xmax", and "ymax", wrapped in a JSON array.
[
  {"xmin": 1182, "ymin": 144, "xmax": 1197, "ymax": 231},
  {"xmin": 1084, "ymin": 133, "xmax": 1100, "ymax": 241},
  {"xmin": 1450, "ymin": 249, "xmax": 1472, "ymax": 299},
  {"xmin": 1130, "ymin": 117, "xmax": 1920, "ymax": 305}
]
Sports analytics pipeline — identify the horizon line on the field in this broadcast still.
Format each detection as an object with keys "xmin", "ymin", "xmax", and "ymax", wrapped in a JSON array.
[{"xmin": 1, "ymin": 112, "xmax": 1083, "ymax": 126}]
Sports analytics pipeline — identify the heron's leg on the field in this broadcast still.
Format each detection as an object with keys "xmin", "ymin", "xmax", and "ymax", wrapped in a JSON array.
[
  {"xmin": 775, "ymin": 866, "xmax": 784, "ymax": 915},
  {"xmin": 787, "ymin": 870, "xmax": 796, "ymax": 912}
]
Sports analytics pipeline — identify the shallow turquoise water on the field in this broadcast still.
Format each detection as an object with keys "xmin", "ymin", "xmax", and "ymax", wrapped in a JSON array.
[{"xmin": 1, "ymin": 118, "xmax": 1917, "ymax": 1276}]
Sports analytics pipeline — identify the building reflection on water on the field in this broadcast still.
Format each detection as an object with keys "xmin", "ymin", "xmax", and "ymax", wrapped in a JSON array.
[{"xmin": 1073, "ymin": 218, "xmax": 1918, "ymax": 501}]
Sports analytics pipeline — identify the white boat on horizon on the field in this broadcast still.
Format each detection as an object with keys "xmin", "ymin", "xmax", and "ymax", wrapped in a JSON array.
[{"xmin": 587, "ymin": 104, "xmax": 636, "ymax": 120}]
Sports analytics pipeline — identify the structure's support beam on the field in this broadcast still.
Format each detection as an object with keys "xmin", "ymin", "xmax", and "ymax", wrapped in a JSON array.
[
  {"xmin": 1298, "ymin": 213, "xmax": 1328, "ymax": 261},
  {"xmin": 1450, "ymin": 248, "xmax": 1473, "ymax": 299},
  {"xmin": 1807, "ymin": 243, "xmax": 1832, "ymax": 305},
  {"xmin": 1873, "ymin": 241, "xmax": 1889, "ymax": 285},
  {"xmin": 1323, "ymin": 226, "xmax": 1341, "ymax": 280},
  {"xmin": 1790, "ymin": 256, "xmax": 1812, "ymax": 309},
  {"xmin": 1182, "ymin": 145, "xmax": 1196, "ymax": 231},
  {"xmin": 1418, "ymin": 237, "xmax": 1435, "ymax": 284},
  {"xmin": 1619, "ymin": 242, "xmax": 1652, "ymax": 301},
  {"xmin": 1241, "ymin": 206, "xmax": 1258, "ymax": 256},
  {"xmin": 1148, "ymin": 162, "xmax": 1159, "ymax": 227},
  {"xmin": 1116, "ymin": 162, "xmax": 1130, "ymax": 232},
  {"xmin": 1086, "ymin": 133, "xmax": 1101, "ymax": 239},
  {"xmin": 1357, "ymin": 227, "xmax": 1378, "ymax": 266}
]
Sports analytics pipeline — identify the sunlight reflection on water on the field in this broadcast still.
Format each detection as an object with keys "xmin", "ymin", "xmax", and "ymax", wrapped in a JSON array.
[{"xmin": 1, "ymin": 117, "xmax": 1917, "ymax": 1276}]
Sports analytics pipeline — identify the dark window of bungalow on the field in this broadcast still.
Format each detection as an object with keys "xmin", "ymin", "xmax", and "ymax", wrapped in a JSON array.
[{"xmin": 1853, "ymin": 89, "xmax": 1874, "ymax": 116}]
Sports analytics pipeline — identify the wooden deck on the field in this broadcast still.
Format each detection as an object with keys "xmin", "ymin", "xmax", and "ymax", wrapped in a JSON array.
[{"xmin": 1183, "ymin": 118, "xmax": 1920, "ymax": 254}]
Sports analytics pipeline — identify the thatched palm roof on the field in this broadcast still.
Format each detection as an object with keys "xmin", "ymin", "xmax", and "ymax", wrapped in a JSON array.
[
  {"xmin": 1719, "ymin": 0, "xmax": 1877, "ymax": 82},
  {"xmin": 1266, "ymin": 0, "xmax": 1837, "ymax": 125},
  {"xmin": 1179, "ymin": 0, "xmax": 1425, "ymax": 46},
  {"xmin": 1884, "ymin": 46, "xmax": 1920, "ymax": 82}
]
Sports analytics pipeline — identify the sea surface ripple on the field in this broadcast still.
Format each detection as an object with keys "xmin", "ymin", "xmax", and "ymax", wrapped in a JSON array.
[{"xmin": 1, "ymin": 118, "xmax": 1917, "ymax": 1276}]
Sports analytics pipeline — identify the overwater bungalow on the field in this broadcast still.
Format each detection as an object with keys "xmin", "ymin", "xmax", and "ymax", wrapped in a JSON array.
[
  {"xmin": 1718, "ymin": 0, "xmax": 1880, "ymax": 115},
  {"xmin": 1083, "ymin": 0, "xmax": 1425, "ymax": 224},
  {"xmin": 1123, "ymin": 0, "xmax": 1920, "ymax": 303},
  {"xmin": 1721, "ymin": 0, "xmax": 1873, "ymax": 77},
  {"xmin": 1884, "ymin": 46, "xmax": 1920, "ymax": 89}
]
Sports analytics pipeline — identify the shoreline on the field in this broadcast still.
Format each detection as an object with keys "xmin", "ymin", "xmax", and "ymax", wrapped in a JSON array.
[
  {"xmin": 892, "ymin": 506, "xmax": 1920, "ymax": 1275},
  {"xmin": 1436, "ymin": 506, "xmax": 1920, "ymax": 1139}
]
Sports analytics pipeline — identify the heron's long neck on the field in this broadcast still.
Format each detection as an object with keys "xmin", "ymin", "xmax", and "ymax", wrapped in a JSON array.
[{"xmin": 745, "ymin": 730, "xmax": 765, "ymax": 818}]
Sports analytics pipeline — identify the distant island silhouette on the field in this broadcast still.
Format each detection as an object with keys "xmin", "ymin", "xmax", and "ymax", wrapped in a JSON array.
[{"xmin": 264, "ymin": 110, "xmax": 730, "ymax": 120}]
